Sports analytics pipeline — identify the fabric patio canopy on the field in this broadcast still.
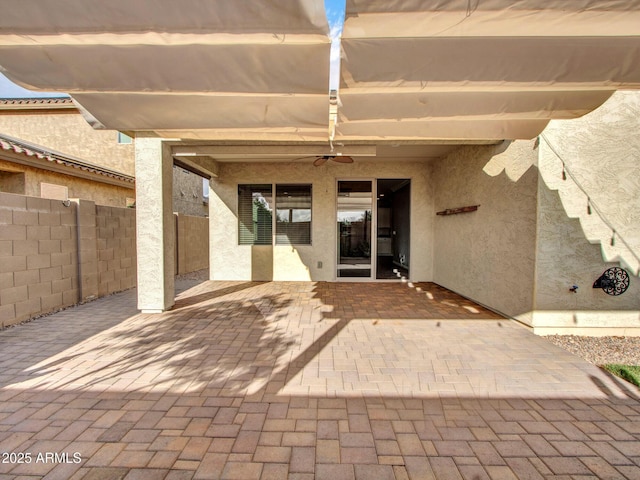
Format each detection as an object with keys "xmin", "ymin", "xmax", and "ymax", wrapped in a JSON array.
[
  {"xmin": 2, "ymin": 0, "xmax": 640, "ymax": 143},
  {"xmin": 337, "ymin": 0, "xmax": 640, "ymax": 142},
  {"xmin": 0, "ymin": 0, "xmax": 331, "ymax": 141}
]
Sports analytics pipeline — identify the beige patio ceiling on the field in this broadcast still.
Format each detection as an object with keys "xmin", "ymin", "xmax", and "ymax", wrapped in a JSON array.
[
  {"xmin": 0, "ymin": 0, "xmax": 331, "ymax": 141},
  {"xmin": 337, "ymin": 0, "xmax": 640, "ymax": 142}
]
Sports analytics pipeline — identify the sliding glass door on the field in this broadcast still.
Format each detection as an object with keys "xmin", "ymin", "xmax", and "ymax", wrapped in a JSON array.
[{"xmin": 337, "ymin": 180, "xmax": 372, "ymax": 278}]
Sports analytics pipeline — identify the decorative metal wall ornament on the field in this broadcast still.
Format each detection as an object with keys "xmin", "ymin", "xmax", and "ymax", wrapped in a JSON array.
[{"xmin": 593, "ymin": 267, "xmax": 630, "ymax": 296}]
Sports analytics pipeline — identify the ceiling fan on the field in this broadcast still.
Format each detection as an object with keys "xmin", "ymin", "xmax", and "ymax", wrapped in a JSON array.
[{"xmin": 295, "ymin": 154, "xmax": 354, "ymax": 166}]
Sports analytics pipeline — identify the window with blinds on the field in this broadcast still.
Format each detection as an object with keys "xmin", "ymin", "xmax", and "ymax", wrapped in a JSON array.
[
  {"xmin": 238, "ymin": 184, "xmax": 273, "ymax": 245},
  {"xmin": 276, "ymin": 184, "xmax": 312, "ymax": 245}
]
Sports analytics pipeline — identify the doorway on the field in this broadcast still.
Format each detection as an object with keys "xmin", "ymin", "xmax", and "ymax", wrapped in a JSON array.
[
  {"xmin": 336, "ymin": 179, "xmax": 411, "ymax": 280},
  {"xmin": 376, "ymin": 179, "xmax": 410, "ymax": 279},
  {"xmin": 337, "ymin": 180, "xmax": 373, "ymax": 278}
]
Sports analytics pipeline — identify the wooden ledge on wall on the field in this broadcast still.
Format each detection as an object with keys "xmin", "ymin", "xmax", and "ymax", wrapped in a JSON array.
[{"xmin": 436, "ymin": 205, "xmax": 480, "ymax": 216}]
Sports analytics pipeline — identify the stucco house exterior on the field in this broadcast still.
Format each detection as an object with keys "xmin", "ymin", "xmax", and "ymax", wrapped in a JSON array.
[
  {"xmin": 0, "ymin": 98, "xmax": 135, "ymax": 206},
  {"xmin": 0, "ymin": 131, "xmax": 135, "ymax": 206},
  {"xmin": 0, "ymin": 97, "xmax": 208, "ymax": 215},
  {"xmin": 205, "ymin": 91, "xmax": 640, "ymax": 336},
  {"xmin": 0, "ymin": 0, "xmax": 638, "ymax": 335}
]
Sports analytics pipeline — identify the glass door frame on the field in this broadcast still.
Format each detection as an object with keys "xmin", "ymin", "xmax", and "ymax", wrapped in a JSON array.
[{"xmin": 335, "ymin": 178, "xmax": 377, "ymax": 282}]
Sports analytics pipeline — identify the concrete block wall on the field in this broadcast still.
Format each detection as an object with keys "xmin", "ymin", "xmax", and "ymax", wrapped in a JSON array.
[
  {"xmin": 1, "ymin": 192, "xmax": 208, "ymax": 327},
  {"xmin": 175, "ymin": 213, "xmax": 209, "ymax": 275},
  {"xmin": 96, "ymin": 205, "xmax": 137, "ymax": 297},
  {"xmin": 0, "ymin": 192, "xmax": 79, "ymax": 327}
]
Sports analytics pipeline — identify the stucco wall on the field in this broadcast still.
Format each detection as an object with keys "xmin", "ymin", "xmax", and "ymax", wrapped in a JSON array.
[
  {"xmin": 0, "ymin": 167, "xmax": 25, "ymax": 194},
  {"xmin": 430, "ymin": 141, "xmax": 539, "ymax": 319},
  {"xmin": 209, "ymin": 160, "xmax": 433, "ymax": 281},
  {"xmin": 534, "ymin": 91, "xmax": 640, "ymax": 335},
  {"xmin": 172, "ymin": 166, "xmax": 208, "ymax": 217},
  {"xmin": 0, "ymin": 158, "xmax": 134, "ymax": 207},
  {"xmin": 0, "ymin": 111, "xmax": 134, "ymax": 175}
]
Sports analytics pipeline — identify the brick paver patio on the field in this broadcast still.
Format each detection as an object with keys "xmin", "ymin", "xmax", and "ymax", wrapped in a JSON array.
[{"xmin": 0, "ymin": 280, "xmax": 638, "ymax": 479}]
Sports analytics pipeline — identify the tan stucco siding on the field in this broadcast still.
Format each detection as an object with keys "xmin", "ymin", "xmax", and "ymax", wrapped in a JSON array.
[
  {"xmin": 0, "ymin": 111, "xmax": 134, "ymax": 175},
  {"xmin": 172, "ymin": 166, "xmax": 208, "ymax": 217},
  {"xmin": 532, "ymin": 182, "xmax": 640, "ymax": 334},
  {"xmin": 534, "ymin": 185, "xmax": 640, "ymax": 312},
  {"xmin": 430, "ymin": 141, "xmax": 539, "ymax": 319},
  {"xmin": 209, "ymin": 160, "xmax": 433, "ymax": 282},
  {"xmin": 0, "ymin": 158, "xmax": 133, "ymax": 207},
  {"xmin": 533, "ymin": 91, "xmax": 640, "ymax": 334}
]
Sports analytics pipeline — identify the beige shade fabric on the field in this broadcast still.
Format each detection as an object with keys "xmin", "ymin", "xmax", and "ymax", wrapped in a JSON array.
[
  {"xmin": 339, "ymin": 90, "xmax": 615, "ymax": 122},
  {"xmin": 0, "ymin": 0, "xmax": 331, "ymax": 141},
  {"xmin": 71, "ymin": 93, "xmax": 330, "ymax": 131},
  {"xmin": 0, "ymin": 0, "xmax": 328, "ymax": 34},
  {"xmin": 336, "ymin": 89, "xmax": 613, "ymax": 140},
  {"xmin": 337, "ymin": 0, "xmax": 640, "ymax": 141},
  {"xmin": 151, "ymin": 129, "xmax": 330, "ymax": 142},
  {"xmin": 344, "ymin": 0, "xmax": 640, "ymax": 37},
  {"xmin": 3, "ymin": 0, "xmax": 640, "ymax": 143},
  {"xmin": 341, "ymin": 38, "xmax": 640, "ymax": 89},
  {"xmin": 336, "ymin": 119, "xmax": 551, "ymax": 142},
  {"xmin": 0, "ymin": 36, "xmax": 329, "ymax": 94}
]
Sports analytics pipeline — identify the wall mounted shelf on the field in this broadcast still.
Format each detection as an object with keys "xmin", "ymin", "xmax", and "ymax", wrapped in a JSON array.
[{"xmin": 436, "ymin": 205, "xmax": 480, "ymax": 216}]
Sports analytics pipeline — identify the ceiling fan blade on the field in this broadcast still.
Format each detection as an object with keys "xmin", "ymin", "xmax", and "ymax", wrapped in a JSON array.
[
  {"xmin": 331, "ymin": 155, "xmax": 354, "ymax": 164},
  {"xmin": 313, "ymin": 157, "xmax": 329, "ymax": 166}
]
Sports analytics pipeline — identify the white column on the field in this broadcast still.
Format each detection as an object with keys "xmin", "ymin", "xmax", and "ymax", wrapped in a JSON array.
[{"xmin": 135, "ymin": 136, "xmax": 175, "ymax": 312}]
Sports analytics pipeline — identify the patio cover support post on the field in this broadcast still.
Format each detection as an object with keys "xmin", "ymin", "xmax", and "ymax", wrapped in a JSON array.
[{"xmin": 135, "ymin": 136, "xmax": 175, "ymax": 313}]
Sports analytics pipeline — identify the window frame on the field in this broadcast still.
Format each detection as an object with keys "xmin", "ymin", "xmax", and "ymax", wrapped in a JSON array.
[
  {"xmin": 117, "ymin": 132, "xmax": 133, "ymax": 144},
  {"xmin": 275, "ymin": 183, "xmax": 312, "ymax": 246},
  {"xmin": 237, "ymin": 183, "xmax": 312, "ymax": 246},
  {"xmin": 237, "ymin": 184, "xmax": 274, "ymax": 246}
]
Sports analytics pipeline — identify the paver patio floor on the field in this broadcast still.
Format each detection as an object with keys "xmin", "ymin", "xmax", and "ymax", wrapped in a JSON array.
[{"xmin": 0, "ymin": 280, "xmax": 638, "ymax": 479}]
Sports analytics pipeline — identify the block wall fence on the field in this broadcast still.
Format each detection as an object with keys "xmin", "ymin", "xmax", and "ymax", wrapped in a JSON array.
[
  {"xmin": 175, "ymin": 213, "xmax": 209, "ymax": 275},
  {"xmin": 0, "ymin": 192, "xmax": 208, "ymax": 327}
]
